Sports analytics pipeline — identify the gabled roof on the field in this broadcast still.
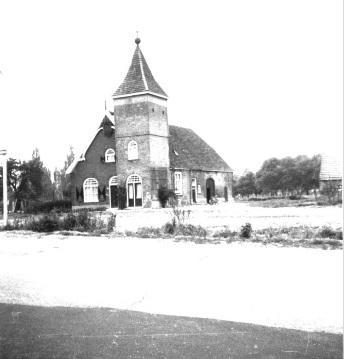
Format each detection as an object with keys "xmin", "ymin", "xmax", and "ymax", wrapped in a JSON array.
[
  {"xmin": 169, "ymin": 125, "xmax": 232, "ymax": 172},
  {"xmin": 320, "ymin": 153, "xmax": 342, "ymax": 180},
  {"xmin": 98, "ymin": 114, "xmax": 114, "ymax": 129},
  {"xmin": 66, "ymin": 111, "xmax": 114, "ymax": 175},
  {"xmin": 113, "ymin": 38, "xmax": 167, "ymax": 99}
]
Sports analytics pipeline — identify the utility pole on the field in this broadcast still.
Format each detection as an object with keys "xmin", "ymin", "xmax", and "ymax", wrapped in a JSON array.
[{"xmin": 0, "ymin": 149, "xmax": 7, "ymax": 226}]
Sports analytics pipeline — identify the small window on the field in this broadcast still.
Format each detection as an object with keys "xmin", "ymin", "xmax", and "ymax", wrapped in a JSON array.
[
  {"xmin": 105, "ymin": 148, "xmax": 115, "ymax": 163},
  {"xmin": 83, "ymin": 178, "xmax": 99, "ymax": 203},
  {"xmin": 128, "ymin": 140, "xmax": 138, "ymax": 160},
  {"xmin": 174, "ymin": 172, "xmax": 182, "ymax": 195}
]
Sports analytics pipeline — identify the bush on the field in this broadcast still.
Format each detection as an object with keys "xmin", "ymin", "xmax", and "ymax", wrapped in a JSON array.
[
  {"xmin": 214, "ymin": 228, "xmax": 238, "ymax": 239},
  {"xmin": 177, "ymin": 224, "xmax": 207, "ymax": 237},
  {"xmin": 136, "ymin": 227, "xmax": 162, "ymax": 238},
  {"xmin": 25, "ymin": 214, "xmax": 60, "ymax": 232},
  {"xmin": 25, "ymin": 200, "xmax": 72, "ymax": 214},
  {"xmin": 318, "ymin": 226, "xmax": 337, "ymax": 239},
  {"xmin": 158, "ymin": 187, "xmax": 175, "ymax": 208},
  {"xmin": 163, "ymin": 221, "xmax": 176, "ymax": 235},
  {"xmin": 240, "ymin": 223, "xmax": 252, "ymax": 239}
]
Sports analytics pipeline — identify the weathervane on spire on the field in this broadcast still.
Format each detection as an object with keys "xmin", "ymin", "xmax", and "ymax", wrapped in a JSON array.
[{"xmin": 135, "ymin": 31, "xmax": 141, "ymax": 45}]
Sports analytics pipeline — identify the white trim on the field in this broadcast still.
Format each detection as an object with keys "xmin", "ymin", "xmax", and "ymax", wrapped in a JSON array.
[
  {"xmin": 83, "ymin": 178, "xmax": 99, "ymax": 203},
  {"xmin": 174, "ymin": 171, "xmax": 183, "ymax": 195},
  {"xmin": 113, "ymin": 90, "xmax": 168, "ymax": 100},
  {"xmin": 113, "ymin": 94, "xmax": 167, "ymax": 106},
  {"xmin": 105, "ymin": 148, "xmax": 116, "ymax": 163},
  {"xmin": 126, "ymin": 174, "xmax": 143, "ymax": 208}
]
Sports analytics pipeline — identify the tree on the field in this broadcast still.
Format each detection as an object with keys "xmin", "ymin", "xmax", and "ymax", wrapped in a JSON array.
[
  {"xmin": 255, "ymin": 155, "xmax": 321, "ymax": 197},
  {"xmin": 256, "ymin": 158, "xmax": 282, "ymax": 195},
  {"xmin": 234, "ymin": 172, "xmax": 258, "ymax": 197},
  {"xmin": 54, "ymin": 146, "xmax": 75, "ymax": 199}
]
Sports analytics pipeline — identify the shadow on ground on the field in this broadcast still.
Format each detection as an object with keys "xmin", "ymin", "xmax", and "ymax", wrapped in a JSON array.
[{"xmin": 0, "ymin": 303, "xmax": 342, "ymax": 359}]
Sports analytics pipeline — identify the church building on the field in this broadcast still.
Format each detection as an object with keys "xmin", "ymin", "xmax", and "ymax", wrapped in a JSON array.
[{"xmin": 67, "ymin": 38, "xmax": 233, "ymax": 209}]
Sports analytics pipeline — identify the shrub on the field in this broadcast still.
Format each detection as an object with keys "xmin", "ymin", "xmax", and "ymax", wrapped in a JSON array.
[
  {"xmin": 25, "ymin": 214, "xmax": 60, "ymax": 232},
  {"xmin": 213, "ymin": 228, "xmax": 238, "ymax": 239},
  {"xmin": 318, "ymin": 226, "xmax": 337, "ymax": 239},
  {"xmin": 163, "ymin": 221, "xmax": 176, "ymax": 235},
  {"xmin": 240, "ymin": 223, "xmax": 252, "ymax": 239},
  {"xmin": 61, "ymin": 212, "xmax": 78, "ymax": 230},
  {"xmin": 177, "ymin": 224, "xmax": 207, "ymax": 237},
  {"xmin": 158, "ymin": 187, "xmax": 175, "ymax": 208},
  {"xmin": 136, "ymin": 227, "xmax": 161, "ymax": 238},
  {"xmin": 25, "ymin": 200, "xmax": 72, "ymax": 214},
  {"xmin": 107, "ymin": 214, "xmax": 116, "ymax": 233}
]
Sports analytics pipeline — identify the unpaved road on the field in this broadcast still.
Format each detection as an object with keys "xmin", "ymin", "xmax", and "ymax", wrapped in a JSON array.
[{"xmin": 0, "ymin": 231, "xmax": 342, "ymax": 333}]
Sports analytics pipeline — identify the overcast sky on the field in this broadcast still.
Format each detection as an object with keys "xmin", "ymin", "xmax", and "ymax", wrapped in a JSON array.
[{"xmin": 0, "ymin": 0, "xmax": 342, "ymax": 175}]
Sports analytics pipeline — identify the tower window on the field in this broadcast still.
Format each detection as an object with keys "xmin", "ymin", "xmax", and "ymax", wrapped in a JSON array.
[
  {"xmin": 152, "ymin": 108, "xmax": 155, "ymax": 112},
  {"xmin": 128, "ymin": 140, "xmax": 138, "ymax": 160},
  {"xmin": 105, "ymin": 148, "xmax": 115, "ymax": 163},
  {"xmin": 83, "ymin": 178, "xmax": 99, "ymax": 203}
]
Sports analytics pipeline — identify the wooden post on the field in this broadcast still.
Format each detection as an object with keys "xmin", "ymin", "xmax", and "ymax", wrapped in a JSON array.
[{"xmin": 0, "ymin": 149, "xmax": 7, "ymax": 226}]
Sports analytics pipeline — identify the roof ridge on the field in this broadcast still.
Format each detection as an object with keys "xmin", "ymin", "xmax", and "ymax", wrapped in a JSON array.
[{"xmin": 137, "ymin": 48, "xmax": 148, "ymax": 91}]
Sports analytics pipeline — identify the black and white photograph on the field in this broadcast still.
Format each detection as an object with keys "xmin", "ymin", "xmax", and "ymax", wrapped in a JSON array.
[{"xmin": 0, "ymin": 0, "xmax": 343, "ymax": 357}]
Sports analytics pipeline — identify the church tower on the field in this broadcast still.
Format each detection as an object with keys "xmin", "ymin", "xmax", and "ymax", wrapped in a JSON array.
[{"xmin": 113, "ymin": 37, "xmax": 170, "ymax": 207}]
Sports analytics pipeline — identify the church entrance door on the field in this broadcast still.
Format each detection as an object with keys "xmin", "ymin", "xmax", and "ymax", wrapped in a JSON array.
[
  {"xmin": 109, "ymin": 176, "xmax": 119, "ymax": 208},
  {"xmin": 127, "ymin": 174, "xmax": 143, "ymax": 208},
  {"xmin": 206, "ymin": 178, "xmax": 215, "ymax": 203}
]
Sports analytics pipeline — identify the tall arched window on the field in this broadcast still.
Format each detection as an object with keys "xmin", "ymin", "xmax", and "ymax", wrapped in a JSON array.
[
  {"xmin": 128, "ymin": 140, "xmax": 138, "ymax": 160},
  {"xmin": 105, "ymin": 148, "xmax": 115, "ymax": 163},
  {"xmin": 127, "ymin": 174, "xmax": 142, "ymax": 207},
  {"xmin": 83, "ymin": 178, "xmax": 99, "ymax": 203}
]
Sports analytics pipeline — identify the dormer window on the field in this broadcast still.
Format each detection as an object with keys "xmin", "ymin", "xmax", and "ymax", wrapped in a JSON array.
[
  {"xmin": 105, "ymin": 148, "xmax": 115, "ymax": 163},
  {"xmin": 128, "ymin": 140, "xmax": 138, "ymax": 160}
]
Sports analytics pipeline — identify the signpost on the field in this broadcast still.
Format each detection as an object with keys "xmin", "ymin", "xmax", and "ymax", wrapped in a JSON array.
[{"xmin": 0, "ymin": 149, "xmax": 7, "ymax": 226}]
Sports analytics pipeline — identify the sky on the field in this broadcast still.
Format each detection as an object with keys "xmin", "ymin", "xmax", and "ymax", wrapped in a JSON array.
[{"xmin": 0, "ymin": 0, "xmax": 342, "ymax": 175}]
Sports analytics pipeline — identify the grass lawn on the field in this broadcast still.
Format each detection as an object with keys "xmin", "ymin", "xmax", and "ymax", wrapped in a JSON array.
[{"xmin": 0, "ymin": 303, "xmax": 342, "ymax": 359}]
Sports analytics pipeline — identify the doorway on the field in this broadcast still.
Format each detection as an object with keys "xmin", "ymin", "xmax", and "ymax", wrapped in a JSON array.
[
  {"xmin": 206, "ymin": 178, "xmax": 215, "ymax": 203},
  {"xmin": 109, "ymin": 176, "xmax": 118, "ymax": 208},
  {"xmin": 191, "ymin": 178, "xmax": 197, "ymax": 203},
  {"xmin": 127, "ymin": 174, "xmax": 142, "ymax": 208}
]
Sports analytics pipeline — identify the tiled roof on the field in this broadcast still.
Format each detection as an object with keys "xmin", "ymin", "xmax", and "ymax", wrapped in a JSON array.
[
  {"xmin": 113, "ymin": 43, "xmax": 167, "ymax": 99},
  {"xmin": 169, "ymin": 125, "xmax": 232, "ymax": 172},
  {"xmin": 320, "ymin": 154, "xmax": 342, "ymax": 180},
  {"xmin": 98, "ymin": 114, "xmax": 114, "ymax": 129}
]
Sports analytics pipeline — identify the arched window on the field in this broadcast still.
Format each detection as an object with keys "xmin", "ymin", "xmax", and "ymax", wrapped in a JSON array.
[
  {"xmin": 105, "ymin": 148, "xmax": 115, "ymax": 163},
  {"xmin": 128, "ymin": 140, "xmax": 138, "ymax": 160},
  {"xmin": 127, "ymin": 174, "xmax": 142, "ymax": 207},
  {"xmin": 83, "ymin": 178, "xmax": 99, "ymax": 203}
]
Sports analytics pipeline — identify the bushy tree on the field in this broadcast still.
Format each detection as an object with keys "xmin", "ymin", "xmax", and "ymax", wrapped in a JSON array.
[
  {"xmin": 255, "ymin": 155, "xmax": 321, "ymax": 197},
  {"xmin": 233, "ymin": 172, "xmax": 258, "ymax": 197},
  {"xmin": 54, "ymin": 146, "xmax": 75, "ymax": 200},
  {"xmin": 1, "ymin": 149, "xmax": 54, "ymax": 210}
]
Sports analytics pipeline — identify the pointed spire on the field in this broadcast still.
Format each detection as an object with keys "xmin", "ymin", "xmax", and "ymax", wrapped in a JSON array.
[{"xmin": 113, "ymin": 38, "xmax": 167, "ymax": 99}]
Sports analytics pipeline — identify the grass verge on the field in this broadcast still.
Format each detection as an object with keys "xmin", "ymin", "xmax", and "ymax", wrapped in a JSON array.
[{"xmin": 0, "ymin": 303, "xmax": 341, "ymax": 359}]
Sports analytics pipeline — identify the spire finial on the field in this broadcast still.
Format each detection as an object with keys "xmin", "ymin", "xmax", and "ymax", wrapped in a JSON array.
[
  {"xmin": 135, "ymin": 31, "xmax": 141, "ymax": 45},
  {"xmin": 105, "ymin": 99, "xmax": 107, "ymax": 111}
]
